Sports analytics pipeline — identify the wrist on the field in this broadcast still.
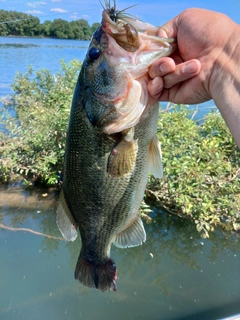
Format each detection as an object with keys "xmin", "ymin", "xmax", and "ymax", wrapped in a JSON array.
[{"xmin": 210, "ymin": 24, "xmax": 240, "ymax": 147}]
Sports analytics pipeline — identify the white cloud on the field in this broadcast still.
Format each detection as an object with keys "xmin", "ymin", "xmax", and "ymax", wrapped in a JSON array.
[
  {"xmin": 70, "ymin": 11, "xmax": 78, "ymax": 19},
  {"xmin": 82, "ymin": 14, "xmax": 90, "ymax": 19},
  {"xmin": 50, "ymin": 7, "xmax": 68, "ymax": 13},
  {"xmin": 27, "ymin": 2, "xmax": 46, "ymax": 8},
  {"xmin": 26, "ymin": 10, "xmax": 45, "ymax": 14}
]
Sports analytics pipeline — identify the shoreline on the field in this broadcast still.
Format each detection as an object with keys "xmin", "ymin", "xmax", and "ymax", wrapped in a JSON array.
[{"xmin": 0, "ymin": 34, "xmax": 88, "ymax": 41}]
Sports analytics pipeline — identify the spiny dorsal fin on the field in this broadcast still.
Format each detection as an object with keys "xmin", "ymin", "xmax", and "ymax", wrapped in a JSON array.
[
  {"xmin": 148, "ymin": 134, "xmax": 163, "ymax": 178},
  {"xmin": 56, "ymin": 190, "xmax": 78, "ymax": 242},
  {"xmin": 113, "ymin": 215, "xmax": 146, "ymax": 248}
]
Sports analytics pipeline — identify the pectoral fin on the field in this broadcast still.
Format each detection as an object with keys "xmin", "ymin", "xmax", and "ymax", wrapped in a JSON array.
[
  {"xmin": 148, "ymin": 135, "xmax": 163, "ymax": 178},
  {"xmin": 107, "ymin": 137, "xmax": 138, "ymax": 178},
  {"xmin": 113, "ymin": 215, "xmax": 146, "ymax": 248},
  {"xmin": 56, "ymin": 190, "xmax": 78, "ymax": 241}
]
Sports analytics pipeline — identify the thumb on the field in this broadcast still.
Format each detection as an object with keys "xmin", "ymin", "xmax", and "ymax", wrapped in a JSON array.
[{"xmin": 156, "ymin": 15, "xmax": 180, "ymax": 38}]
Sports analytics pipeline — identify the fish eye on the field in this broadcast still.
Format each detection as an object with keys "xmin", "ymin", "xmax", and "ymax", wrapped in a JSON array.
[{"xmin": 88, "ymin": 47, "xmax": 101, "ymax": 61}]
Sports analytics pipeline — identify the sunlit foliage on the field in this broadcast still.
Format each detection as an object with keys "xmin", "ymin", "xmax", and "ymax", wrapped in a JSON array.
[
  {"xmin": 146, "ymin": 105, "xmax": 240, "ymax": 237},
  {"xmin": 0, "ymin": 10, "xmax": 100, "ymax": 39},
  {"xmin": 0, "ymin": 59, "xmax": 82, "ymax": 185}
]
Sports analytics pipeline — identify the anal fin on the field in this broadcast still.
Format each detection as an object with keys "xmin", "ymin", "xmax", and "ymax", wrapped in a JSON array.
[
  {"xmin": 113, "ymin": 215, "xmax": 146, "ymax": 248},
  {"xmin": 56, "ymin": 190, "xmax": 78, "ymax": 241},
  {"xmin": 148, "ymin": 135, "xmax": 163, "ymax": 178}
]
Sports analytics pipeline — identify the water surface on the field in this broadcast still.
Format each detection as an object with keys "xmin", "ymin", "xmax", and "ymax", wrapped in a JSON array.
[
  {"xmin": 0, "ymin": 36, "xmax": 89, "ymax": 98},
  {"xmin": 0, "ymin": 186, "xmax": 239, "ymax": 320}
]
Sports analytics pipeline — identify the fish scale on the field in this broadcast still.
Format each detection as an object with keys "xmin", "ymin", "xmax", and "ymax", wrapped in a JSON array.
[{"xmin": 56, "ymin": 1, "xmax": 176, "ymax": 292}]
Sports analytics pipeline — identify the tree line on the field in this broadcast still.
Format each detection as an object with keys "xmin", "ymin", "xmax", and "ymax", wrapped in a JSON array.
[{"xmin": 0, "ymin": 10, "xmax": 100, "ymax": 40}]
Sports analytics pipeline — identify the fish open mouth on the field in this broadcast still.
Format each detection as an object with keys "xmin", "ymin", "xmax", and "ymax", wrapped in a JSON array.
[
  {"xmin": 101, "ymin": 1, "xmax": 176, "ymax": 52},
  {"xmin": 101, "ymin": 1, "xmax": 141, "ymax": 52}
]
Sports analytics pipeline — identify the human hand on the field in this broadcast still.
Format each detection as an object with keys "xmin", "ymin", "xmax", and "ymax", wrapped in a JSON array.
[
  {"xmin": 148, "ymin": 8, "xmax": 239, "ymax": 105},
  {"xmin": 148, "ymin": 56, "xmax": 201, "ymax": 103}
]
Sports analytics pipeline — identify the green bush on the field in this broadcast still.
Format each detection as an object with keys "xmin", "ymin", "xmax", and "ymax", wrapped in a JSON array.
[
  {"xmin": 146, "ymin": 104, "xmax": 240, "ymax": 237},
  {"xmin": 0, "ymin": 59, "xmax": 82, "ymax": 184},
  {"xmin": 1, "ymin": 62, "xmax": 240, "ymax": 236}
]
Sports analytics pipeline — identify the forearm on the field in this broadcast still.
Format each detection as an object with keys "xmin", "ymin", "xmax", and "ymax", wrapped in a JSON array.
[{"xmin": 210, "ymin": 24, "xmax": 240, "ymax": 148}]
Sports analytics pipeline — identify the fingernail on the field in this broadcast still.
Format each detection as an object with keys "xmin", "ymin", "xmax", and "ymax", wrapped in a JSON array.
[
  {"xmin": 183, "ymin": 62, "xmax": 197, "ymax": 74},
  {"xmin": 159, "ymin": 62, "xmax": 172, "ymax": 74}
]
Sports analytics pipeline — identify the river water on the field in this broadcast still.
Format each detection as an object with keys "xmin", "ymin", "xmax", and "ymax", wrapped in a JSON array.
[{"xmin": 0, "ymin": 36, "xmax": 239, "ymax": 320}]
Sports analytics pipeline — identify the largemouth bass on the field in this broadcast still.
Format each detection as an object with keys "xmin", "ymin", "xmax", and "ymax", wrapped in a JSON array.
[{"xmin": 56, "ymin": 0, "xmax": 176, "ymax": 292}]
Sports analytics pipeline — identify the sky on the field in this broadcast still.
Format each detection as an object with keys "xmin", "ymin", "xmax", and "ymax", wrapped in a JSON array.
[{"xmin": 0, "ymin": 0, "xmax": 240, "ymax": 26}]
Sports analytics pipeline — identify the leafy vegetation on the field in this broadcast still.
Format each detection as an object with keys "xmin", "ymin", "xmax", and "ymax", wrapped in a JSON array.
[
  {"xmin": 1, "ymin": 61, "xmax": 240, "ymax": 236},
  {"xmin": 0, "ymin": 9, "xmax": 100, "ymax": 39},
  {"xmin": 146, "ymin": 104, "xmax": 240, "ymax": 237},
  {"xmin": 0, "ymin": 59, "xmax": 82, "ymax": 185}
]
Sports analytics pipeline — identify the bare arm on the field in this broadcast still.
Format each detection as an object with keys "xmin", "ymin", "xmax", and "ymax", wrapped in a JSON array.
[
  {"xmin": 148, "ymin": 8, "xmax": 240, "ymax": 147},
  {"xmin": 210, "ymin": 25, "xmax": 240, "ymax": 147}
]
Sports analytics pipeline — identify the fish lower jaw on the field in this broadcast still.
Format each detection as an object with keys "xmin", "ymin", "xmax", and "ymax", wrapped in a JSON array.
[{"xmin": 74, "ymin": 255, "xmax": 117, "ymax": 292}]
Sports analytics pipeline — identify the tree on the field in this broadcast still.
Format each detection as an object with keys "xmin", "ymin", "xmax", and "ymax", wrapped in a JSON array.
[
  {"xmin": 24, "ymin": 16, "xmax": 40, "ymax": 37},
  {"xmin": 77, "ymin": 19, "xmax": 92, "ymax": 39},
  {"xmin": 35, "ymin": 20, "xmax": 51, "ymax": 37},
  {"xmin": 91, "ymin": 22, "xmax": 100, "ymax": 34},
  {"xmin": 0, "ymin": 9, "xmax": 98, "ymax": 39},
  {"xmin": 0, "ymin": 9, "xmax": 10, "ymax": 35},
  {"xmin": 69, "ymin": 20, "xmax": 84, "ymax": 39},
  {"xmin": 0, "ymin": 10, "xmax": 40, "ymax": 36}
]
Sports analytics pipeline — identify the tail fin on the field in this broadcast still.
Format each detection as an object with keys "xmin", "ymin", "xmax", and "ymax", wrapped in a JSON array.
[{"xmin": 74, "ymin": 256, "xmax": 117, "ymax": 292}]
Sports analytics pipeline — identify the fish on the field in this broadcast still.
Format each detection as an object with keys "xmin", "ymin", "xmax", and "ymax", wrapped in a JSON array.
[{"xmin": 56, "ymin": 0, "xmax": 176, "ymax": 292}]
